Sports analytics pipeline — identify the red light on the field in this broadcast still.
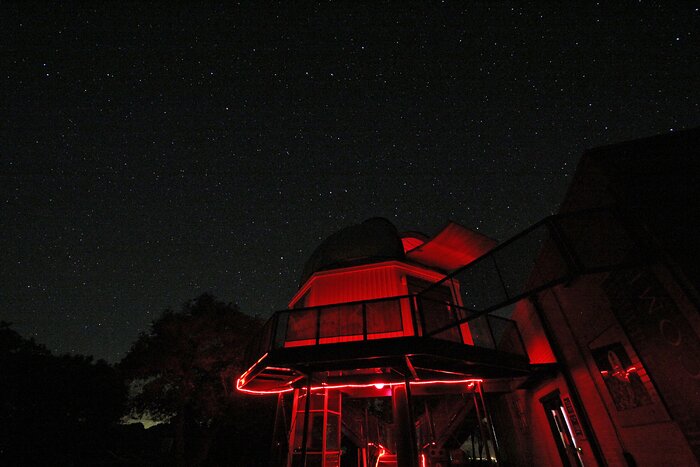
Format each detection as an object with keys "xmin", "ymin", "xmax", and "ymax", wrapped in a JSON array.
[
  {"xmin": 420, "ymin": 452, "xmax": 427, "ymax": 467},
  {"xmin": 236, "ymin": 385, "xmax": 296, "ymax": 395},
  {"xmin": 402, "ymin": 236, "xmax": 425, "ymax": 252},
  {"xmin": 599, "ymin": 365, "xmax": 638, "ymax": 382},
  {"xmin": 410, "ymin": 378, "xmax": 482, "ymax": 387},
  {"xmin": 289, "ymin": 260, "xmax": 445, "ymax": 308},
  {"xmin": 236, "ymin": 352, "xmax": 269, "ymax": 387},
  {"xmin": 236, "ymin": 377, "xmax": 483, "ymax": 395},
  {"xmin": 372, "ymin": 444, "xmax": 388, "ymax": 467}
]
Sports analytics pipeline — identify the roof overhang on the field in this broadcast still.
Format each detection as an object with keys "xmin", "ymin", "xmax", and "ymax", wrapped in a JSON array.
[{"xmin": 406, "ymin": 221, "xmax": 496, "ymax": 271}]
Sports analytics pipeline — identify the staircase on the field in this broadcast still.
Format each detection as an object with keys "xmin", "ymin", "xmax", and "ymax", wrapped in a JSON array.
[{"xmin": 377, "ymin": 453, "xmax": 398, "ymax": 466}]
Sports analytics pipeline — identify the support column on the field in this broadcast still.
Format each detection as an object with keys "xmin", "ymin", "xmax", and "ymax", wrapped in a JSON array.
[
  {"xmin": 392, "ymin": 381, "xmax": 418, "ymax": 467},
  {"xmin": 477, "ymin": 382, "xmax": 501, "ymax": 463},
  {"xmin": 299, "ymin": 378, "xmax": 312, "ymax": 467},
  {"xmin": 271, "ymin": 392, "xmax": 287, "ymax": 467},
  {"xmin": 472, "ymin": 391, "xmax": 492, "ymax": 462}
]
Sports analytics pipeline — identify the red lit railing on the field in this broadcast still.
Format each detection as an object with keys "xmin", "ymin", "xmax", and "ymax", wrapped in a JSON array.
[
  {"xmin": 243, "ymin": 294, "xmax": 527, "ymax": 369},
  {"xmin": 418, "ymin": 207, "xmax": 644, "ymax": 340},
  {"xmin": 424, "ymin": 207, "xmax": 642, "ymax": 321},
  {"xmin": 243, "ymin": 208, "xmax": 644, "ymax": 370}
]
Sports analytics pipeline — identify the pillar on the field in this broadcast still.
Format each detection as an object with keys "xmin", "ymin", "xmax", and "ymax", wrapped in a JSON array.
[{"xmin": 392, "ymin": 382, "xmax": 418, "ymax": 467}]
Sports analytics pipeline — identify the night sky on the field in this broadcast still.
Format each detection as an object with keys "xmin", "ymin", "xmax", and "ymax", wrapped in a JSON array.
[{"xmin": 2, "ymin": 3, "xmax": 698, "ymax": 362}]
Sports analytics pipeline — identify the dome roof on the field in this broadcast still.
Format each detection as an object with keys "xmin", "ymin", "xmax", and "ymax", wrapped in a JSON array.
[{"xmin": 300, "ymin": 218, "xmax": 405, "ymax": 285}]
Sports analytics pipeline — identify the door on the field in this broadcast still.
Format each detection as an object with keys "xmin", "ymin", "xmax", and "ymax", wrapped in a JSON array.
[{"xmin": 540, "ymin": 391, "xmax": 583, "ymax": 467}]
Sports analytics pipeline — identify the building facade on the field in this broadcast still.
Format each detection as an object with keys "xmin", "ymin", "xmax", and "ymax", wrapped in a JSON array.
[{"xmin": 236, "ymin": 128, "xmax": 700, "ymax": 466}]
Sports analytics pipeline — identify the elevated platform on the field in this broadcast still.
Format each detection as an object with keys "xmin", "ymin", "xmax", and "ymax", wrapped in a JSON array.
[{"xmin": 236, "ymin": 294, "xmax": 530, "ymax": 394}]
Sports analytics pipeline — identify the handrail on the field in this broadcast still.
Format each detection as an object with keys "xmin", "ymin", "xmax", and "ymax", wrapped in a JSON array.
[
  {"xmin": 278, "ymin": 294, "xmax": 414, "ymax": 315},
  {"xmin": 420, "ymin": 207, "xmax": 643, "ymax": 336},
  {"xmin": 241, "ymin": 207, "xmax": 643, "ymax": 376},
  {"xmin": 243, "ymin": 293, "xmax": 528, "ymax": 369}
]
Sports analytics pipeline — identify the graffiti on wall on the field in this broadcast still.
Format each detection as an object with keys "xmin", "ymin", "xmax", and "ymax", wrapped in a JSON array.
[{"xmin": 590, "ymin": 342, "xmax": 652, "ymax": 410}]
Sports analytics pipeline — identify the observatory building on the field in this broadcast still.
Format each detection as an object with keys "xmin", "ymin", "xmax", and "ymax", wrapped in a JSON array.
[
  {"xmin": 236, "ymin": 128, "xmax": 700, "ymax": 467},
  {"xmin": 237, "ymin": 216, "xmax": 526, "ymax": 466}
]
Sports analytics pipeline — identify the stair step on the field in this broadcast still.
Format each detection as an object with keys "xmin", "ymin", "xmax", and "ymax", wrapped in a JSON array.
[{"xmin": 378, "ymin": 454, "xmax": 398, "ymax": 466}]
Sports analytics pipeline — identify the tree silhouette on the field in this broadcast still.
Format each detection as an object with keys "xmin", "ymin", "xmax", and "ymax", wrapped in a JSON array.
[
  {"xmin": 119, "ymin": 293, "xmax": 273, "ymax": 466},
  {"xmin": 0, "ymin": 321, "xmax": 125, "ymax": 466}
]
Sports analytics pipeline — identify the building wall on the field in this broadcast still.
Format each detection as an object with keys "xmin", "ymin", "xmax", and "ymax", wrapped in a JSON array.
[
  {"xmin": 289, "ymin": 261, "xmax": 445, "ymax": 308},
  {"xmin": 510, "ymin": 299, "xmax": 555, "ymax": 364},
  {"xmin": 509, "ymin": 288, "xmax": 622, "ymax": 466},
  {"xmin": 549, "ymin": 128, "xmax": 700, "ymax": 465},
  {"xmin": 517, "ymin": 269, "xmax": 700, "ymax": 466},
  {"xmin": 493, "ymin": 387, "xmax": 562, "ymax": 467},
  {"xmin": 285, "ymin": 261, "xmax": 451, "ymax": 344},
  {"xmin": 495, "ymin": 129, "xmax": 699, "ymax": 466}
]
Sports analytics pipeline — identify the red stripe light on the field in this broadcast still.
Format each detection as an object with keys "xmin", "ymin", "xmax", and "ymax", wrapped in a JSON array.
[{"xmin": 236, "ymin": 376, "xmax": 483, "ymax": 395}]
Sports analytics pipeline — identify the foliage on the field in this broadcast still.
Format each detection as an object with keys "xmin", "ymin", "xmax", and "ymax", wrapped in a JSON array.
[
  {"xmin": 0, "ymin": 321, "xmax": 126, "ymax": 466},
  {"xmin": 119, "ymin": 293, "xmax": 273, "ymax": 466}
]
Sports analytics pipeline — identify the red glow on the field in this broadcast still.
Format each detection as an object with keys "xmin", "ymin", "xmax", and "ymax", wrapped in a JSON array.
[
  {"xmin": 288, "ymin": 260, "xmax": 445, "ymax": 308},
  {"xmin": 509, "ymin": 299, "xmax": 556, "ymax": 363},
  {"xmin": 375, "ymin": 448, "xmax": 386, "ymax": 467},
  {"xmin": 600, "ymin": 365, "xmax": 638, "ymax": 381},
  {"xmin": 236, "ymin": 385, "xmax": 296, "ymax": 395},
  {"xmin": 369, "ymin": 443, "xmax": 388, "ymax": 467},
  {"xmin": 236, "ymin": 352, "xmax": 268, "ymax": 387},
  {"xmin": 420, "ymin": 452, "xmax": 427, "ymax": 467},
  {"xmin": 236, "ymin": 377, "xmax": 483, "ymax": 395},
  {"xmin": 402, "ymin": 236, "xmax": 425, "ymax": 252},
  {"xmin": 283, "ymin": 338, "xmax": 317, "ymax": 347},
  {"xmin": 404, "ymin": 221, "xmax": 496, "ymax": 271},
  {"xmin": 235, "ymin": 354, "xmax": 301, "ymax": 394},
  {"xmin": 409, "ymin": 378, "xmax": 482, "ymax": 387}
]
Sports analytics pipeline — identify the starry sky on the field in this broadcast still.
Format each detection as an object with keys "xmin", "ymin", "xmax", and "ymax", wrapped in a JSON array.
[{"xmin": 2, "ymin": 2, "xmax": 698, "ymax": 362}]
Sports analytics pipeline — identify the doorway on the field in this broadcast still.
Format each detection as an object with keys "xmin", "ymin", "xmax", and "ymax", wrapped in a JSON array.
[{"xmin": 540, "ymin": 391, "xmax": 583, "ymax": 467}]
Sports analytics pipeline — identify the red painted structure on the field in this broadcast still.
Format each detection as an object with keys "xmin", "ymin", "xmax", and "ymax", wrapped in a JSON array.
[
  {"xmin": 237, "ymin": 218, "xmax": 531, "ymax": 466},
  {"xmin": 237, "ymin": 128, "xmax": 700, "ymax": 466}
]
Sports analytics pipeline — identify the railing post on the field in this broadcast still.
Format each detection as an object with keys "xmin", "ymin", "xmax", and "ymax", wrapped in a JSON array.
[
  {"xmin": 410, "ymin": 295, "xmax": 420, "ymax": 337},
  {"xmin": 362, "ymin": 302, "xmax": 368, "ymax": 340},
  {"xmin": 417, "ymin": 296, "xmax": 427, "ymax": 337},
  {"xmin": 451, "ymin": 302, "xmax": 464, "ymax": 342},
  {"xmin": 486, "ymin": 315, "xmax": 497, "ymax": 350},
  {"xmin": 315, "ymin": 308, "xmax": 321, "ymax": 345},
  {"xmin": 546, "ymin": 216, "xmax": 584, "ymax": 282},
  {"xmin": 492, "ymin": 254, "xmax": 510, "ymax": 302}
]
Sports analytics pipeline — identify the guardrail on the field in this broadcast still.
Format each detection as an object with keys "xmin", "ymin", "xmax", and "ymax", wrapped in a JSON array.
[
  {"xmin": 243, "ymin": 294, "xmax": 527, "ymax": 369},
  {"xmin": 420, "ymin": 207, "xmax": 642, "ymax": 336},
  {"xmin": 244, "ymin": 208, "xmax": 640, "ymax": 371}
]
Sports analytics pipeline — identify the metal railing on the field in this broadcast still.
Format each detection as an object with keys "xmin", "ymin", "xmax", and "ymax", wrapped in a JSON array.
[
  {"xmin": 244, "ymin": 208, "xmax": 640, "ymax": 370},
  {"xmin": 421, "ymin": 207, "xmax": 642, "ymax": 335},
  {"xmin": 243, "ymin": 294, "xmax": 527, "ymax": 369}
]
